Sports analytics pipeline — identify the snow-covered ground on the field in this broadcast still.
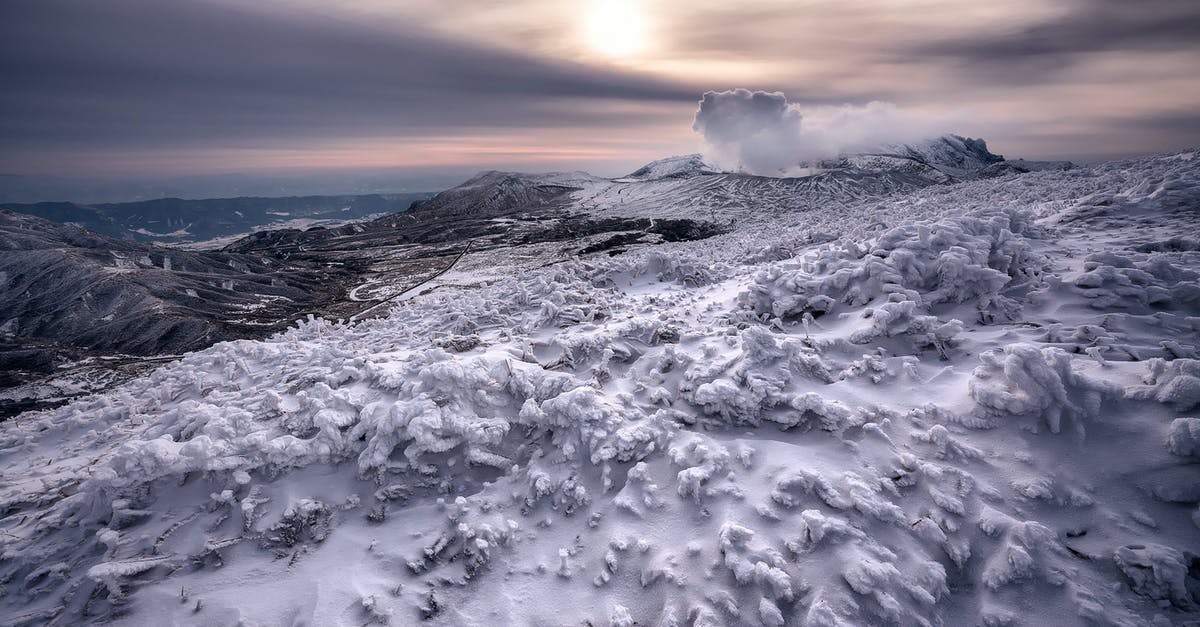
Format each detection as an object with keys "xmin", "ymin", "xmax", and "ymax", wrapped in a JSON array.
[
  {"xmin": 1, "ymin": 150, "xmax": 1198, "ymax": 626},
  {"xmin": 170, "ymin": 214, "xmax": 392, "ymax": 251}
]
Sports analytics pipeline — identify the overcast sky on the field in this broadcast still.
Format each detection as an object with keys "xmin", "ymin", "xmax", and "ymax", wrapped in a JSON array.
[{"xmin": 3, "ymin": 0, "xmax": 1199, "ymax": 191}]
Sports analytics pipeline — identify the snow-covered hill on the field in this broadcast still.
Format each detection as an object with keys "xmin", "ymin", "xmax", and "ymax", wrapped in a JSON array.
[
  {"xmin": 873, "ymin": 135, "xmax": 1005, "ymax": 174},
  {"xmin": 618, "ymin": 154, "xmax": 719, "ymax": 181},
  {"xmin": 411, "ymin": 135, "xmax": 1066, "ymax": 226},
  {"xmin": 1, "ymin": 149, "xmax": 1198, "ymax": 626},
  {"xmin": 0, "ymin": 211, "xmax": 358, "ymax": 355}
]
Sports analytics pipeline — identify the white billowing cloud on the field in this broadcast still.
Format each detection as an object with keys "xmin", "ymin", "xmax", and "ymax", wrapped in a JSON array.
[{"xmin": 692, "ymin": 89, "xmax": 959, "ymax": 175}]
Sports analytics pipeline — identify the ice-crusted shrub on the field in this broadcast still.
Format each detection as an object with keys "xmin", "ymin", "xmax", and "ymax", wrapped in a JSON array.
[
  {"xmin": 1166, "ymin": 418, "xmax": 1200, "ymax": 458},
  {"xmin": 972, "ymin": 502, "xmax": 1145, "ymax": 621},
  {"xmin": 742, "ymin": 242, "xmax": 797, "ymax": 265},
  {"xmin": 736, "ymin": 210, "xmax": 1042, "ymax": 323},
  {"xmin": 908, "ymin": 462, "xmax": 980, "ymax": 523},
  {"xmin": 101, "ymin": 382, "xmax": 369, "ymax": 487},
  {"xmin": 355, "ymin": 350, "xmax": 529, "ymax": 472},
  {"xmin": 87, "ymin": 340, "xmax": 672, "ymax": 511},
  {"xmin": 841, "ymin": 555, "xmax": 947, "ymax": 625},
  {"xmin": 668, "ymin": 434, "xmax": 732, "ymax": 503},
  {"xmin": 776, "ymin": 503, "xmax": 951, "ymax": 626},
  {"xmin": 530, "ymin": 385, "xmax": 669, "ymax": 466},
  {"xmin": 86, "ymin": 556, "xmax": 175, "ymax": 600},
  {"xmin": 772, "ymin": 468, "xmax": 907, "ymax": 525},
  {"xmin": 261, "ymin": 498, "xmax": 333, "ymax": 548},
  {"xmin": 717, "ymin": 522, "xmax": 796, "ymax": 602},
  {"xmin": 516, "ymin": 455, "xmax": 591, "ymax": 514},
  {"xmin": 359, "ymin": 349, "xmax": 671, "ymax": 480},
  {"xmin": 611, "ymin": 461, "xmax": 666, "ymax": 516},
  {"xmin": 679, "ymin": 327, "xmax": 855, "ymax": 430},
  {"xmin": 978, "ymin": 515, "xmax": 1066, "ymax": 590},
  {"xmin": 1126, "ymin": 358, "xmax": 1200, "ymax": 412},
  {"xmin": 366, "ymin": 260, "xmax": 621, "ymax": 334},
  {"xmin": 537, "ymin": 315, "xmax": 683, "ymax": 375},
  {"xmin": 787, "ymin": 509, "xmax": 865, "ymax": 550},
  {"xmin": 583, "ymin": 245, "xmax": 731, "ymax": 290},
  {"xmin": 609, "ymin": 604, "xmax": 636, "ymax": 627},
  {"xmin": 1113, "ymin": 544, "xmax": 1197, "ymax": 608},
  {"xmin": 914, "ymin": 425, "xmax": 984, "ymax": 461},
  {"xmin": 403, "ymin": 496, "xmax": 521, "ymax": 577},
  {"xmin": 848, "ymin": 298, "xmax": 963, "ymax": 350},
  {"xmin": 1073, "ymin": 251, "xmax": 1200, "ymax": 310},
  {"xmin": 968, "ymin": 343, "xmax": 1118, "ymax": 433},
  {"xmin": 636, "ymin": 250, "xmax": 724, "ymax": 286},
  {"xmin": 531, "ymin": 266, "xmax": 615, "ymax": 327}
]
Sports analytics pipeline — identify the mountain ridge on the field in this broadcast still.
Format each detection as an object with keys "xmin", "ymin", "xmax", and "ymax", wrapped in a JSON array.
[
  {"xmin": 0, "ymin": 135, "xmax": 1074, "ymax": 414},
  {"xmin": 0, "ymin": 192, "xmax": 433, "ymax": 245}
]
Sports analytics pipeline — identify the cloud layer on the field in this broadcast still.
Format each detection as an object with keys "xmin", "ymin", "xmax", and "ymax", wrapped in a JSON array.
[
  {"xmin": 0, "ymin": 0, "xmax": 695, "ymax": 163},
  {"xmin": 1, "ymin": 0, "xmax": 1198, "ymax": 187},
  {"xmin": 693, "ymin": 89, "xmax": 957, "ymax": 175}
]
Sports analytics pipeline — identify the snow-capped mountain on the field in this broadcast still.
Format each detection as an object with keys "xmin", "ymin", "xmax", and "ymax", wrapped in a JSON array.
[
  {"xmin": 408, "ymin": 135, "xmax": 1045, "ymax": 226},
  {"xmin": 1, "ymin": 147, "xmax": 1197, "ymax": 625},
  {"xmin": 814, "ymin": 134, "xmax": 1068, "ymax": 184},
  {"xmin": 619, "ymin": 154, "xmax": 719, "ymax": 181},
  {"xmin": 872, "ymin": 135, "xmax": 1006, "ymax": 173}
]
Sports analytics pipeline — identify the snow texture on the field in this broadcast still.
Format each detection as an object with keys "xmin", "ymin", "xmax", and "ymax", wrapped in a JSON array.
[{"xmin": 1, "ymin": 148, "xmax": 1199, "ymax": 626}]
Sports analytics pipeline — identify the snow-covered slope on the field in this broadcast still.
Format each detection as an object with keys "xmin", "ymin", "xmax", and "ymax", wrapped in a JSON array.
[
  {"xmin": 0, "ymin": 211, "xmax": 357, "ymax": 355},
  {"xmin": 414, "ymin": 135, "xmax": 1062, "ymax": 227},
  {"xmin": 618, "ymin": 154, "xmax": 719, "ymax": 181},
  {"xmin": 873, "ymin": 135, "xmax": 1006, "ymax": 175},
  {"xmin": 416, "ymin": 162, "xmax": 949, "ymax": 227},
  {"xmin": 1, "ymin": 150, "xmax": 1199, "ymax": 626}
]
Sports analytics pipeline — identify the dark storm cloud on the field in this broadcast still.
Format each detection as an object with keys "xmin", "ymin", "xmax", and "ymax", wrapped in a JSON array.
[
  {"xmin": 909, "ymin": 0, "xmax": 1200, "ymax": 79},
  {"xmin": 0, "ymin": 0, "xmax": 697, "ymax": 150}
]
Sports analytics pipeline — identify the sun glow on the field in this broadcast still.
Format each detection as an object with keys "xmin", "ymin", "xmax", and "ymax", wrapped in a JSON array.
[{"xmin": 582, "ymin": 1, "xmax": 650, "ymax": 58}]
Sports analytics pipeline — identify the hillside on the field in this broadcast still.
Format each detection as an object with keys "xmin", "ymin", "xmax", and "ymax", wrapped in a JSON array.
[
  {"xmin": 0, "ymin": 193, "xmax": 433, "ymax": 245},
  {"xmin": 0, "ymin": 149, "xmax": 1196, "ymax": 625}
]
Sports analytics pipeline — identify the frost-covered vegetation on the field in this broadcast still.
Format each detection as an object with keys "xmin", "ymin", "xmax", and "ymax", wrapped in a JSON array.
[{"xmin": 1, "ymin": 150, "xmax": 1198, "ymax": 625}]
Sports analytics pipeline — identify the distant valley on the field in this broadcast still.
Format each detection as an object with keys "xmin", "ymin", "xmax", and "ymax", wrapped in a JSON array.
[{"xmin": 0, "ymin": 192, "xmax": 433, "ymax": 245}]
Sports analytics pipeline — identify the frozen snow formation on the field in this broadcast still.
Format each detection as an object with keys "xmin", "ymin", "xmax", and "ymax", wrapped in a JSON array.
[{"xmin": 2, "ymin": 150, "xmax": 1200, "ymax": 625}]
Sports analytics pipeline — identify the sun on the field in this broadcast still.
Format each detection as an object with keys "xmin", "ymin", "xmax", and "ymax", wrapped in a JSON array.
[{"xmin": 582, "ymin": 1, "xmax": 651, "ymax": 58}]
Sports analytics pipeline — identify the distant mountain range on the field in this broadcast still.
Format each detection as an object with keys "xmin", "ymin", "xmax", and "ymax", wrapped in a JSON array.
[
  {"xmin": 413, "ymin": 135, "xmax": 1070, "ymax": 222},
  {"xmin": 622, "ymin": 135, "xmax": 1070, "ymax": 186},
  {"xmin": 0, "ymin": 193, "xmax": 432, "ymax": 244}
]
